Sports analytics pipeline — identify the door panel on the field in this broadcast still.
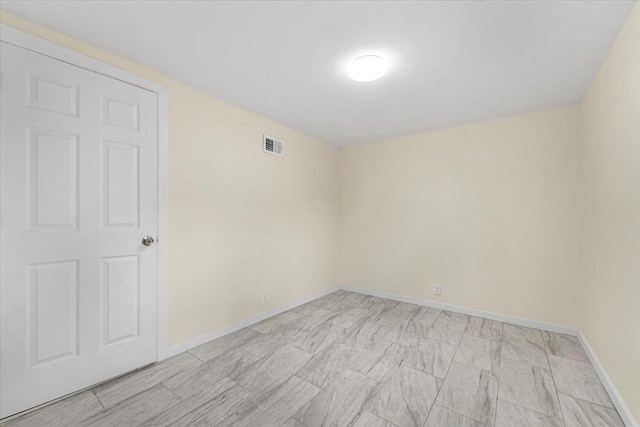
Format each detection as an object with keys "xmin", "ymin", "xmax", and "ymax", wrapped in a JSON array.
[
  {"xmin": 102, "ymin": 255, "xmax": 140, "ymax": 345},
  {"xmin": 102, "ymin": 139, "xmax": 140, "ymax": 228},
  {"xmin": 28, "ymin": 127, "xmax": 80, "ymax": 230},
  {"xmin": 101, "ymin": 94, "xmax": 140, "ymax": 130},
  {"xmin": 1, "ymin": 41, "xmax": 159, "ymax": 418},
  {"xmin": 27, "ymin": 72, "xmax": 79, "ymax": 117},
  {"xmin": 28, "ymin": 260, "xmax": 79, "ymax": 365}
]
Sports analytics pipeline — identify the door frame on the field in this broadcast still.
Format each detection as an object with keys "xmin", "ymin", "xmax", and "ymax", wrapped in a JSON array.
[{"xmin": 0, "ymin": 24, "xmax": 170, "ymax": 361}]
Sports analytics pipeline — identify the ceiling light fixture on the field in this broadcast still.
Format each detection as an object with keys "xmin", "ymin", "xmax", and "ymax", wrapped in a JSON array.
[{"xmin": 348, "ymin": 55, "xmax": 388, "ymax": 82}]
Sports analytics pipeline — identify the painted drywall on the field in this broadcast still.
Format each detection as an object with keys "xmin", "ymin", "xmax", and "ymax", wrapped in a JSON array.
[
  {"xmin": 0, "ymin": 10, "xmax": 339, "ymax": 345},
  {"xmin": 165, "ymin": 81, "xmax": 338, "ymax": 344},
  {"xmin": 579, "ymin": 4, "xmax": 640, "ymax": 421},
  {"xmin": 338, "ymin": 106, "xmax": 582, "ymax": 328}
]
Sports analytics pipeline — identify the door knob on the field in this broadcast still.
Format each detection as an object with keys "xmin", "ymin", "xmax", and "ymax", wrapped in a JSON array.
[{"xmin": 142, "ymin": 236, "xmax": 155, "ymax": 247}]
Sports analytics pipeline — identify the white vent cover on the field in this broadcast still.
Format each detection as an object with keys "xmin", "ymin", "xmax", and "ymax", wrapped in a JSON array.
[{"xmin": 263, "ymin": 135, "xmax": 284, "ymax": 157}]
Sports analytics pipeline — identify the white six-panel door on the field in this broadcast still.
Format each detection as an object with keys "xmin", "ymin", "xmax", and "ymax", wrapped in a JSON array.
[{"xmin": 0, "ymin": 42, "xmax": 159, "ymax": 418}]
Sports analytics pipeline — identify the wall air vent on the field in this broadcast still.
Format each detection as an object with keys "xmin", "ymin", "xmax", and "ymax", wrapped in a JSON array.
[{"xmin": 263, "ymin": 135, "xmax": 284, "ymax": 157}]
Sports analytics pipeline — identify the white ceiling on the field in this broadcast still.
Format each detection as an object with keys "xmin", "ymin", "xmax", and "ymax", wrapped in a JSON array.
[{"xmin": 2, "ymin": 1, "xmax": 635, "ymax": 146}]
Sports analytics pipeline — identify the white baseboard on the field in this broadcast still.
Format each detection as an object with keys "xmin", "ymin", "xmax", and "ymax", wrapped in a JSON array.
[
  {"xmin": 163, "ymin": 286, "xmax": 340, "ymax": 359},
  {"xmin": 337, "ymin": 285, "xmax": 579, "ymax": 336},
  {"xmin": 577, "ymin": 331, "xmax": 639, "ymax": 427}
]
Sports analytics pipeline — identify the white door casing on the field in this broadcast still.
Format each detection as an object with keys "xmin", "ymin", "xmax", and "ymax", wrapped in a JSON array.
[{"xmin": 0, "ymin": 41, "xmax": 160, "ymax": 418}]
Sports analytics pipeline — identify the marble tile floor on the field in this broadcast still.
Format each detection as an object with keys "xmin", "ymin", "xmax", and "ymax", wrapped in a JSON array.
[{"xmin": 2, "ymin": 290, "xmax": 626, "ymax": 427}]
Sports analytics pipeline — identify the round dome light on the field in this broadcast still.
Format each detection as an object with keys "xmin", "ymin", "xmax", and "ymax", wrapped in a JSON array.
[{"xmin": 347, "ymin": 55, "xmax": 388, "ymax": 82}]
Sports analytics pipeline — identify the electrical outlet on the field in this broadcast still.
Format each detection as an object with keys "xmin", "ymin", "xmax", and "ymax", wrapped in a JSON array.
[
  {"xmin": 262, "ymin": 294, "xmax": 268, "ymax": 305},
  {"xmin": 434, "ymin": 285, "xmax": 441, "ymax": 296}
]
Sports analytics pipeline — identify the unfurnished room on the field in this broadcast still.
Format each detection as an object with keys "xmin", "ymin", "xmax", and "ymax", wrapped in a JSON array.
[{"xmin": 0, "ymin": 1, "xmax": 638, "ymax": 426}]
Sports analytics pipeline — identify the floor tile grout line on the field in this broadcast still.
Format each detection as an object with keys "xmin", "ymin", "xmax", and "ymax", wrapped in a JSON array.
[
  {"xmin": 557, "ymin": 392, "xmax": 625, "ymax": 414},
  {"xmin": 177, "ymin": 377, "xmax": 252, "ymax": 427},
  {"xmin": 499, "ymin": 339, "xmax": 569, "ymax": 423},
  {"xmin": 90, "ymin": 389, "xmax": 105, "ymax": 410},
  {"xmin": 488, "ymin": 365, "xmax": 500, "ymax": 427},
  {"xmin": 441, "ymin": 403, "xmax": 499, "ymax": 427},
  {"xmin": 497, "ymin": 333, "xmax": 506, "ymax": 425},
  {"xmin": 160, "ymin": 381, "xmax": 182, "ymax": 401},
  {"xmin": 187, "ymin": 350, "xmax": 206, "ymax": 363},
  {"xmin": 92, "ymin": 388, "xmax": 108, "ymax": 411},
  {"xmin": 467, "ymin": 318, "xmax": 501, "ymax": 427},
  {"xmin": 497, "ymin": 396, "xmax": 568, "ymax": 423},
  {"xmin": 466, "ymin": 317, "xmax": 504, "ymax": 343},
  {"xmin": 544, "ymin": 333, "xmax": 566, "ymax": 423},
  {"xmin": 424, "ymin": 314, "xmax": 471, "ymax": 425},
  {"xmin": 336, "ymin": 297, "xmax": 402, "ymax": 423},
  {"xmin": 544, "ymin": 336, "xmax": 598, "ymax": 365}
]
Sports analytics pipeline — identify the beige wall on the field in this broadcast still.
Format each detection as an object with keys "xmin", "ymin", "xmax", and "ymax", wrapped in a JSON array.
[
  {"xmin": 580, "ymin": 4, "xmax": 640, "ymax": 421},
  {"xmin": 338, "ymin": 107, "xmax": 582, "ymax": 328},
  {"xmin": 166, "ymin": 81, "xmax": 338, "ymax": 344},
  {"xmin": 0, "ymin": 11, "xmax": 339, "ymax": 345}
]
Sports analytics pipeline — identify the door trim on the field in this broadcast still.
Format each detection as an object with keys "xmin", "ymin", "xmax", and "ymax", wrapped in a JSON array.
[{"xmin": 0, "ymin": 24, "xmax": 170, "ymax": 362}]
